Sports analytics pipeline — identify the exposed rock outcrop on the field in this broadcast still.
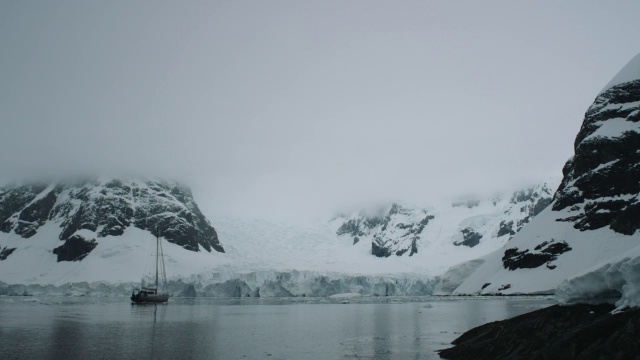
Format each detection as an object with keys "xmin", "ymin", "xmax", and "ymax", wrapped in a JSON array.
[
  {"xmin": 454, "ymin": 228, "xmax": 483, "ymax": 248},
  {"xmin": 439, "ymin": 304, "xmax": 640, "ymax": 360},
  {"xmin": 501, "ymin": 240, "xmax": 572, "ymax": 271},
  {"xmin": 553, "ymin": 78, "xmax": 640, "ymax": 234},
  {"xmin": 336, "ymin": 203, "xmax": 434, "ymax": 257},
  {"xmin": 52, "ymin": 235, "xmax": 98, "ymax": 262},
  {"xmin": 0, "ymin": 246, "xmax": 16, "ymax": 261}
]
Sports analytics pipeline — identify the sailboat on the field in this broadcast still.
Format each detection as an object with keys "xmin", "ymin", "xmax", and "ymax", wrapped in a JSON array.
[{"xmin": 131, "ymin": 232, "xmax": 169, "ymax": 304}]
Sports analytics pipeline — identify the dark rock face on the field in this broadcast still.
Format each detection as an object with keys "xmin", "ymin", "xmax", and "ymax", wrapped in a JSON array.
[
  {"xmin": 501, "ymin": 240, "xmax": 571, "ymax": 271},
  {"xmin": 438, "ymin": 304, "xmax": 640, "ymax": 360},
  {"xmin": 454, "ymin": 228, "xmax": 483, "ymax": 248},
  {"xmin": 0, "ymin": 178, "xmax": 224, "ymax": 255},
  {"xmin": 337, "ymin": 203, "xmax": 434, "ymax": 258},
  {"xmin": 0, "ymin": 246, "xmax": 16, "ymax": 260},
  {"xmin": 553, "ymin": 79, "xmax": 640, "ymax": 235},
  {"xmin": 52, "ymin": 235, "xmax": 98, "ymax": 262},
  {"xmin": 370, "ymin": 205, "xmax": 434, "ymax": 257},
  {"xmin": 336, "ymin": 216, "xmax": 383, "ymax": 244},
  {"xmin": 0, "ymin": 183, "xmax": 48, "ymax": 233},
  {"xmin": 497, "ymin": 220, "xmax": 515, "ymax": 237},
  {"xmin": 497, "ymin": 184, "xmax": 555, "ymax": 239},
  {"xmin": 371, "ymin": 241, "xmax": 392, "ymax": 257},
  {"xmin": 15, "ymin": 189, "xmax": 58, "ymax": 238}
]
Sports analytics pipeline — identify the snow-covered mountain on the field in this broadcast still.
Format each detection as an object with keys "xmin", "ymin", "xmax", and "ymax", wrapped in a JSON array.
[
  {"xmin": 0, "ymin": 178, "xmax": 224, "ymax": 253},
  {"xmin": 447, "ymin": 53, "xmax": 640, "ymax": 305},
  {"xmin": 0, "ymin": 178, "xmax": 225, "ymax": 285},
  {"xmin": 331, "ymin": 180, "xmax": 556, "ymax": 259}
]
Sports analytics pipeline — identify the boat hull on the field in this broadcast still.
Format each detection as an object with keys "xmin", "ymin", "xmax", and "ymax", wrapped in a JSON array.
[{"xmin": 131, "ymin": 292, "xmax": 169, "ymax": 304}]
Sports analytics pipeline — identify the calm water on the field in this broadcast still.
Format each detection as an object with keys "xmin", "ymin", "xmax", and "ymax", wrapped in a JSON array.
[{"xmin": 0, "ymin": 296, "xmax": 554, "ymax": 360}]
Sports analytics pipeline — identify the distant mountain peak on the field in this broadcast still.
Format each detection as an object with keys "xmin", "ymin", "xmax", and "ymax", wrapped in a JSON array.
[{"xmin": 332, "ymin": 180, "xmax": 558, "ymax": 259}]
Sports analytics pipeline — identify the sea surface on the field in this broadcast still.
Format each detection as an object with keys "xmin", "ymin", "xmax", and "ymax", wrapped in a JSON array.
[{"xmin": 1, "ymin": 295, "xmax": 555, "ymax": 360}]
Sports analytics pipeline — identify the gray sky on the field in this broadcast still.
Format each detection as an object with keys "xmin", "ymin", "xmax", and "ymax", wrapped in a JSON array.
[{"xmin": 1, "ymin": 0, "xmax": 639, "ymax": 222}]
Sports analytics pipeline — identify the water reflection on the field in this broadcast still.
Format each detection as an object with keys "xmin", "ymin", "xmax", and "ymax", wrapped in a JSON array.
[
  {"xmin": 49, "ymin": 313, "xmax": 85, "ymax": 360},
  {"xmin": 0, "ymin": 297, "xmax": 554, "ymax": 360},
  {"xmin": 129, "ymin": 302, "xmax": 220, "ymax": 359},
  {"xmin": 457, "ymin": 299, "xmax": 509, "ymax": 330},
  {"xmin": 372, "ymin": 304, "xmax": 389, "ymax": 358},
  {"xmin": 130, "ymin": 302, "xmax": 168, "ymax": 323}
]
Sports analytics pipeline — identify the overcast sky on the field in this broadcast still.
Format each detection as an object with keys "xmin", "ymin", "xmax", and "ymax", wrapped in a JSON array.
[{"xmin": 1, "ymin": 1, "xmax": 639, "ymax": 222}]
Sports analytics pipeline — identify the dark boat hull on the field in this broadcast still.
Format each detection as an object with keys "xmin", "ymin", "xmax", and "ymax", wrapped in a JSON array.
[{"xmin": 131, "ymin": 292, "xmax": 169, "ymax": 304}]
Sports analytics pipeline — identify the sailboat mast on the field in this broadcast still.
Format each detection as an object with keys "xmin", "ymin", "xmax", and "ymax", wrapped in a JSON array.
[
  {"xmin": 155, "ymin": 233, "xmax": 159, "ymax": 289},
  {"xmin": 159, "ymin": 236, "xmax": 167, "ymax": 289}
]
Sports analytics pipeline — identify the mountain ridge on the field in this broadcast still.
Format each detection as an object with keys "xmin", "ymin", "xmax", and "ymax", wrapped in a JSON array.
[
  {"xmin": 0, "ymin": 177, "xmax": 224, "ymax": 265},
  {"xmin": 331, "ymin": 180, "xmax": 558, "ymax": 259}
]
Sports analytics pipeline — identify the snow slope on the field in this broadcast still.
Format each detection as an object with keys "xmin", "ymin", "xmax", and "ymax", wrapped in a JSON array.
[
  {"xmin": 452, "ymin": 206, "xmax": 640, "ymax": 295},
  {"xmin": 600, "ymin": 52, "xmax": 640, "ymax": 94}
]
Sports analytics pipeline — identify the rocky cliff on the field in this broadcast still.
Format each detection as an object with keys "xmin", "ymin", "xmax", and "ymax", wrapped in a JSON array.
[
  {"xmin": 439, "ymin": 304, "xmax": 640, "ymax": 360},
  {"xmin": 553, "ymin": 76, "xmax": 640, "ymax": 234}
]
